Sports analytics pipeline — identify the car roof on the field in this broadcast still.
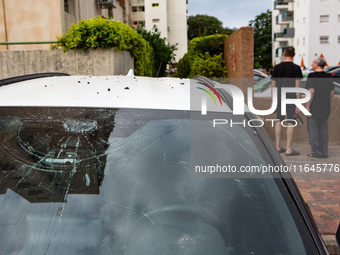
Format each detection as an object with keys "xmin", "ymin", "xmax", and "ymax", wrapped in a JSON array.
[
  {"xmin": 328, "ymin": 66, "xmax": 340, "ymax": 73},
  {"xmin": 0, "ymin": 75, "xmax": 191, "ymax": 110},
  {"xmin": 325, "ymin": 65, "xmax": 340, "ymax": 72},
  {"xmin": 0, "ymin": 73, "xmax": 234, "ymax": 113},
  {"xmin": 253, "ymin": 69, "xmax": 268, "ymax": 77}
]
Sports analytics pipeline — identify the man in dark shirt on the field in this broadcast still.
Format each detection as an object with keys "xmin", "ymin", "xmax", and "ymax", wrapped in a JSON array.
[
  {"xmin": 305, "ymin": 57, "xmax": 334, "ymax": 158},
  {"xmin": 271, "ymin": 46, "xmax": 303, "ymax": 156}
]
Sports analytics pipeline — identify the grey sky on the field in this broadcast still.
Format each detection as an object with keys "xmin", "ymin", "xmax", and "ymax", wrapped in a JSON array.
[{"xmin": 187, "ymin": 0, "xmax": 272, "ymax": 29}]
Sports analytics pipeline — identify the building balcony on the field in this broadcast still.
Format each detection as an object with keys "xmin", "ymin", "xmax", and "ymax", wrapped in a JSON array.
[
  {"xmin": 276, "ymin": 11, "xmax": 293, "ymax": 25},
  {"xmin": 283, "ymin": 27, "xmax": 294, "ymax": 37},
  {"xmin": 274, "ymin": 32, "xmax": 284, "ymax": 40},
  {"xmin": 274, "ymin": 27, "xmax": 295, "ymax": 41},
  {"xmin": 275, "ymin": 46, "xmax": 287, "ymax": 58},
  {"xmin": 130, "ymin": 8, "xmax": 145, "ymax": 22},
  {"xmin": 273, "ymin": 0, "xmax": 293, "ymax": 10},
  {"xmin": 282, "ymin": 10, "xmax": 293, "ymax": 21},
  {"xmin": 130, "ymin": 0, "xmax": 144, "ymax": 5}
]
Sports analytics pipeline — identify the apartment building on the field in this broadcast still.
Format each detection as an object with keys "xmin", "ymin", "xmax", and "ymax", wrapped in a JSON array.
[
  {"xmin": 130, "ymin": 0, "xmax": 188, "ymax": 61},
  {"xmin": 1, "ymin": 0, "xmax": 187, "ymax": 62},
  {"xmin": 272, "ymin": 0, "xmax": 340, "ymax": 67},
  {"xmin": 0, "ymin": 0, "xmax": 127, "ymax": 51}
]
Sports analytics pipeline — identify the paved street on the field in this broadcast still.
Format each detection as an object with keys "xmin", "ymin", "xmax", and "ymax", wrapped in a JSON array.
[
  {"xmin": 281, "ymin": 142, "xmax": 340, "ymax": 253},
  {"xmin": 281, "ymin": 142, "xmax": 340, "ymax": 234}
]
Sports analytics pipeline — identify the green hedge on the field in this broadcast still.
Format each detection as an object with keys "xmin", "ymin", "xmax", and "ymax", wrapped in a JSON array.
[
  {"xmin": 177, "ymin": 34, "xmax": 227, "ymax": 78},
  {"xmin": 52, "ymin": 16, "xmax": 155, "ymax": 76},
  {"xmin": 188, "ymin": 34, "xmax": 226, "ymax": 58},
  {"xmin": 190, "ymin": 52, "xmax": 227, "ymax": 78}
]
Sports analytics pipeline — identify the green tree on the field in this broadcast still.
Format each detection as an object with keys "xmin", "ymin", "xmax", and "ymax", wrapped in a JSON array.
[
  {"xmin": 187, "ymin": 15, "xmax": 226, "ymax": 41},
  {"xmin": 136, "ymin": 25, "xmax": 177, "ymax": 77},
  {"xmin": 249, "ymin": 10, "xmax": 272, "ymax": 69},
  {"xmin": 177, "ymin": 34, "xmax": 227, "ymax": 78},
  {"xmin": 224, "ymin": 27, "xmax": 237, "ymax": 36}
]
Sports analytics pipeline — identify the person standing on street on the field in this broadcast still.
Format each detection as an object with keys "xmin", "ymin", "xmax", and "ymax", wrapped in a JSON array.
[
  {"xmin": 271, "ymin": 46, "xmax": 303, "ymax": 156},
  {"xmin": 305, "ymin": 57, "xmax": 334, "ymax": 158}
]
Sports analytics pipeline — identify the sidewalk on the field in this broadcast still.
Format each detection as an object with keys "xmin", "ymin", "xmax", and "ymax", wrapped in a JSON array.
[{"xmin": 281, "ymin": 142, "xmax": 340, "ymax": 254}]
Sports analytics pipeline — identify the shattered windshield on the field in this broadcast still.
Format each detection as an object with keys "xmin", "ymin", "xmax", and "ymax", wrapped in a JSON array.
[{"xmin": 0, "ymin": 108, "xmax": 317, "ymax": 254}]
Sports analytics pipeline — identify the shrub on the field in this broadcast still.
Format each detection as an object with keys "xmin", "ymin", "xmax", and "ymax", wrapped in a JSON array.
[
  {"xmin": 176, "ymin": 53, "xmax": 191, "ymax": 78},
  {"xmin": 190, "ymin": 52, "xmax": 227, "ymax": 78},
  {"xmin": 188, "ymin": 34, "xmax": 227, "ymax": 59},
  {"xmin": 52, "ymin": 16, "xmax": 154, "ymax": 76},
  {"xmin": 177, "ymin": 34, "xmax": 227, "ymax": 78}
]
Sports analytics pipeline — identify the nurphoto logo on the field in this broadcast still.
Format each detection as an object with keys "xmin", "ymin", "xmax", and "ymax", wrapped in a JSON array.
[{"xmin": 197, "ymin": 82, "xmax": 312, "ymax": 127}]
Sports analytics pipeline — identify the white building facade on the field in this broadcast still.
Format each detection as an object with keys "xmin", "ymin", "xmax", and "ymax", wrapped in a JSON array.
[
  {"xmin": 130, "ymin": 0, "xmax": 188, "ymax": 62},
  {"xmin": 272, "ymin": 0, "xmax": 340, "ymax": 68}
]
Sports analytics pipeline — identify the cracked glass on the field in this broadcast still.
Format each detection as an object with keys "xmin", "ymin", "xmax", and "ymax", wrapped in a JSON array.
[{"xmin": 0, "ymin": 107, "xmax": 318, "ymax": 254}]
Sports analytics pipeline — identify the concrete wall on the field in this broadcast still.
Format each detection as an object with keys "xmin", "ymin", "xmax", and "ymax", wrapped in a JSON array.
[
  {"xmin": 224, "ymin": 27, "xmax": 254, "ymax": 98},
  {"xmin": 0, "ymin": 49, "xmax": 134, "ymax": 79}
]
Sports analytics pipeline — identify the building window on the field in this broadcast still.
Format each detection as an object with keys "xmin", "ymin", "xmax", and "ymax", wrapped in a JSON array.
[
  {"xmin": 338, "ymin": 36, "xmax": 340, "ymax": 43},
  {"xmin": 152, "ymin": 3, "xmax": 159, "ymax": 7},
  {"xmin": 64, "ymin": 0, "xmax": 75, "ymax": 15},
  {"xmin": 320, "ymin": 15, "xmax": 329, "ymax": 23},
  {"xmin": 320, "ymin": 36, "xmax": 329, "ymax": 43},
  {"xmin": 132, "ymin": 6, "xmax": 144, "ymax": 12},
  {"xmin": 338, "ymin": 15, "xmax": 340, "ymax": 22},
  {"xmin": 64, "ymin": 0, "xmax": 69, "ymax": 13},
  {"xmin": 152, "ymin": 19, "xmax": 160, "ymax": 23}
]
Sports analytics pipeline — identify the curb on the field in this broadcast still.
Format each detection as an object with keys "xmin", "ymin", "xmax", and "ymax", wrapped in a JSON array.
[{"xmin": 323, "ymin": 235, "xmax": 339, "ymax": 255}]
